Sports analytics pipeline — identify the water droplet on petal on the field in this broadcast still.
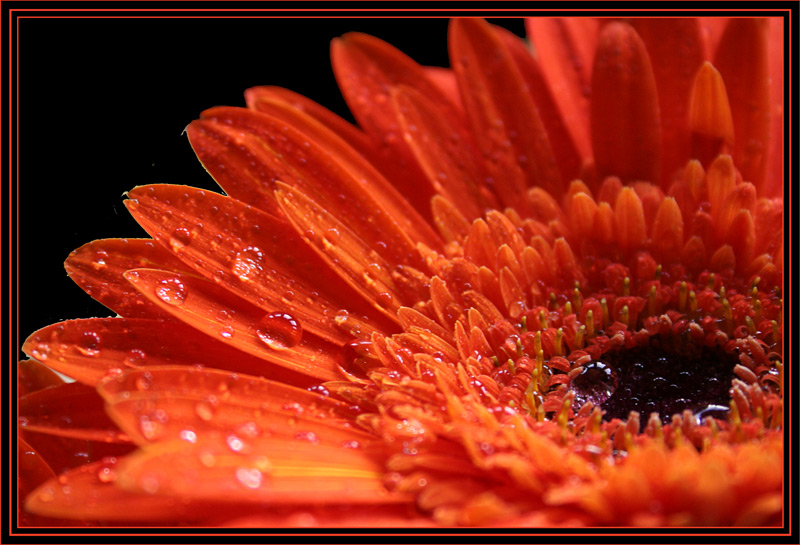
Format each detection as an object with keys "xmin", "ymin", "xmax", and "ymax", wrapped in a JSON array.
[
  {"xmin": 226, "ymin": 434, "xmax": 244, "ymax": 452},
  {"xmin": 231, "ymin": 246, "xmax": 264, "ymax": 282},
  {"xmin": 256, "ymin": 312, "xmax": 302, "ymax": 350},
  {"xmin": 135, "ymin": 372, "xmax": 153, "ymax": 391},
  {"xmin": 96, "ymin": 466, "xmax": 116, "ymax": 483},
  {"xmin": 570, "ymin": 360, "xmax": 618, "ymax": 407},
  {"xmin": 220, "ymin": 326, "xmax": 235, "ymax": 339},
  {"xmin": 124, "ymin": 349, "xmax": 146, "ymax": 367},
  {"xmin": 155, "ymin": 278, "xmax": 187, "ymax": 306},
  {"xmin": 169, "ymin": 227, "xmax": 192, "ymax": 251},
  {"xmin": 195, "ymin": 401, "xmax": 215, "ymax": 421},
  {"xmin": 179, "ymin": 429, "xmax": 197, "ymax": 443},
  {"xmin": 76, "ymin": 331, "xmax": 101, "ymax": 357},
  {"xmin": 235, "ymin": 467, "xmax": 263, "ymax": 489}
]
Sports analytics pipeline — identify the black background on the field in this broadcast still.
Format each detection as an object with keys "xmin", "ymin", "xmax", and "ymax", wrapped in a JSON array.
[{"xmin": 18, "ymin": 17, "xmax": 525, "ymax": 345}]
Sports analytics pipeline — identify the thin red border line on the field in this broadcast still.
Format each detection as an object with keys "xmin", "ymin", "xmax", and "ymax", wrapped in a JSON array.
[{"xmin": 10, "ymin": 10, "xmax": 793, "ymax": 536}]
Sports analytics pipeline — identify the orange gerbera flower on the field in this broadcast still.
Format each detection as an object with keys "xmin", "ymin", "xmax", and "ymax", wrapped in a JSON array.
[{"xmin": 19, "ymin": 17, "xmax": 784, "ymax": 528}]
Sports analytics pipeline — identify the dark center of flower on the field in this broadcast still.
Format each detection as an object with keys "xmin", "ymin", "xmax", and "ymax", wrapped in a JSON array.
[{"xmin": 571, "ymin": 334, "xmax": 738, "ymax": 426}]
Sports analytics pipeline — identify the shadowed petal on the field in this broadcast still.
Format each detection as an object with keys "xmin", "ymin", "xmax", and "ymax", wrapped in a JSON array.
[
  {"xmin": 450, "ymin": 18, "xmax": 561, "ymax": 206},
  {"xmin": 591, "ymin": 22, "xmax": 661, "ymax": 184},
  {"xmin": 65, "ymin": 239, "xmax": 196, "ymax": 320},
  {"xmin": 18, "ymin": 359, "xmax": 64, "ymax": 397},
  {"xmin": 19, "ymin": 382, "xmax": 129, "ymax": 443},
  {"xmin": 124, "ymin": 268, "xmax": 343, "ymax": 381}
]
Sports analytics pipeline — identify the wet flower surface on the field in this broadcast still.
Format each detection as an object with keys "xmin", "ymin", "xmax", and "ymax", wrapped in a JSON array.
[{"xmin": 19, "ymin": 17, "xmax": 784, "ymax": 528}]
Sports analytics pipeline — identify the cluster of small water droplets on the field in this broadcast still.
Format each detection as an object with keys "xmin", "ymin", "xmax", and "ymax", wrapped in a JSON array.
[{"xmin": 155, "ymin": 278, "xmax": 187, "ymax": 306}]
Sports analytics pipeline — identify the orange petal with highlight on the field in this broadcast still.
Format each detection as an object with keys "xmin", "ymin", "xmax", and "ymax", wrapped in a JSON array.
[
  {"xmin": 98, "ymin": 366, "xmax": 368, "ymax": 446},
  {"xmin": 124, "ymin": 268, "xmax": 342, "ymax": 381},
  {"xmin": 689, "ymin": 62, "xmax": 735, "ymax": 167},
  {"xmin": 614, "ymin": 188, "xmax": 647, "ymax": 255},
  {"xmin": 117, "ymin": 437, "xmax": 406, "ymax": 505},
  {"xmin": 591, "ymin": 22, "xmax": 661, "ymax": 184},
  {"xmin": 65, "ymin": 238, "xmax": 196, "ymax": 320},
  {"xmin": 450, "ymin": 18, "xmax": 560, "ymax": 205},
  {"xmin": 651, "ymin": 197, "xmax": 684, "ymax": 264}
]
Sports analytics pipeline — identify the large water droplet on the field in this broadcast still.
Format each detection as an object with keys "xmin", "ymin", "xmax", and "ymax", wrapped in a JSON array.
[
  {"xmin": 231, "ymin": 246, "xmax": 264, "ymax": 282},
  {"xmin": 76, "ymin": 331, "xmax": 101, "ymax": 357},
  {"xmin": 169, "ymin": 227, "xmax": 192, "ymax": 251},
  {"xmin": 570, "ymin": 360, "xmax": 618, "ymax": 408},
  {"xmin": 155, "ymin": 278, "xmax": 187, "ymax": 306},
  {"xmin": 256, "ymin": 312, "xmax": 302, "ymax": 350}
]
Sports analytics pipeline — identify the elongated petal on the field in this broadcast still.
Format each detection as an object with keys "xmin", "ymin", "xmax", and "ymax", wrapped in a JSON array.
[
  {"xmin": 390, "ymin": 85, "xmax": 484, "ymax": 219},
  {"xmin": 199, "ymin": 106, "xmax": 440, "ymax": 254},
  {"xmin": 25, "ymin": 458, "xmax": 235, "ymax": 522},
  {"xmin": 23, "ymin": 317, "xmax": 312, "ymax": 387},
  {"xmin": 65, "ymin": 238, "xmax": 195, "ymax": 319},
  {"xmin": 631, "ymin": 18, "xmax": 704, "ymax": 184},
  {"xmin": 450, "ymin": 18, "xmax": 561, "ymax": 206},
  {"xmin": 525, "ymin": 17, "xmax": 596, "ymax": 161},
  {"xmin": 331, "ymin": 32, "xmax": 460, "ymax": 216},
  {"xmin": 689, "ymin": 62, "xmax": 735, "ymax": 166},
  {"xmin": 125, "ymin": 184, "xmax": 388, "ymax": 344},
  {"xmin": 124, "ymin": 268, "xmax": 342, "ymax": 381},
  {"xmin": 274, "ymin": 183, "xmax": 406, "ymax": 319},
  {"xmin": 20, "ymin": 382, "xmax": 129, "ymax": 443},
  {"xmin": 591, "ymin": 22, "xmax": 661, "ymax": 184},
  {"xmin": 116, "ymin": 437, "xmax": 407, "ymax": 505},
  {"xmin": 714, "ymin": 18, "xmax": 771, "ymax": 190},
  {"xmin": 98, "ymin": 366, "xmax": 369, "ymax": 447},
  {"xmin": 614, "ymin": 187, "xmax": 647, "ymax": 255},
  {"xmin": 495, "ymin": 24, "xmax": 582, "ymax": 182},
  {"xmin": 18, "ymin": 359, "xmax": 64, "ymax": 397},
  {"xmin": 651, "ymin": 197, "xmax": 684, "ymax": 264}
]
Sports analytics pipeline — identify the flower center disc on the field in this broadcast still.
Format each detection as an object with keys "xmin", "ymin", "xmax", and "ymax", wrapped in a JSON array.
[{"xmin": 572, "ymin": 334, "xmax": 738, "ymax": 425}]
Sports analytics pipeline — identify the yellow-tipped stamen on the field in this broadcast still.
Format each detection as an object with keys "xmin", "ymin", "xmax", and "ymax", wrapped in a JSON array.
[
  {"xmin": 719, "ymin": 285, "xmax": 726, "ymax": 300},
  {"xmin": 585, "ymin": 310, "xmax": 594, "ymax": 337},
  {"xmin": 620, "ymin": 305, "xmax": 629, "ymax": 327},
  {"xmin": 771, "ymin": 320, "xmax": 780, "ymax": 343},
  {"xmin": 688, "ymin": 290, "xmax": 697, "ymax": 313},
  {"xmin": 729, "ymin": 398, "xmax": 742, "ymax": 441},
  {"xmin": 507, "ymin": 358, "xmax": 516, "ymax": 374},
  {"xmin": 515, "ymin": 336, "xmax": 523, "ymax": 356},
  {"xmin": 538, "ymin": 310, "xmax": 548, "ymax": 330},
  {"xmin": 534, "ymin": 331, "xmax": 542, "ymax": 355},
  {"xmin": 648, "ymin": 285, "xmax": 657, "ymax": 316},
  {"xmin": 536, "ymin": 403, "xmax": 545, "ymax": 422},
  {"xmin": 589, "ymin": 408, "xmax": 602, "ymax": 435},
  {"xmin": 564, "ymin": 301, "xmax": 573, "ymax": 316},
  {"xmin": 721, "ymin": 298, "xmax": 732, "ymax": 323},
  {"xmin": 754, "ymin": 298, "xmax": 762, "ymax": 322},
  {"xmin": 622, "ymin": 276, "xmax": 630, "ymax": 296},
  {"xmin": 746, "ymin": 315, "xmax": 757, "ymax": 334},
  {"xmin": 651, "ymin": 414, "xmax": 663, "ymax": 443},
  {"xmin": 491, "ymin": 355, "xmax": 500, "ymax": 367},
  {"xmin": 672, "ymin": 425, "xmax": 684, "ymax": 447},
  {"xmin": 549, "ymin": 291, "xmax": 557, "ymax": 309},
  {"xmin": 655, "ymin": 264, "xmax": 662, "ymax": 280},
  {"xmin": 707, "ymin": 273, "xmax": 715, "ymax": 290},
  {"xmin": 601, "ymin": 298, "xmax": 609, "ymax": 328},
  {"xmin": 572, "ymin": 286, "xmax": 582, "ymax": 311},
  {"xmin": 574, "ymin": 325, "xmax": 585, "ymax": 349},
  {"xmin": 752, "ymin": 276, "xmax": 761, "ymax": 289},
  {"xmin": 679, "ymin": 281, "xmax": 688, "ymax": 311},
  {"xmin": 554, "ymin": 328, "xmax": 564, "ymax": 356},
  {"xmin": 520, "ymin": 315, "xmax": 527, "ymax": 333}
]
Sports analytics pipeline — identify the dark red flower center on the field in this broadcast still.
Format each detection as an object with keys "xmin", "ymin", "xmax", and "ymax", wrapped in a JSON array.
[{"xmin": 572, "ymin": 333, "xmax": 738, "ymax": 427}]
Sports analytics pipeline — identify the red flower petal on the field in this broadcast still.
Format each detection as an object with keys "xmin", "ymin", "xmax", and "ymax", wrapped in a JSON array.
[
  {"xmin": 198, "ymin": 106, "xmax": 441, "ymax": 254},
  {"xmin": 591, "ymin": 22, "xmax": 661, "ymax": 184},
  {"xmin": 124, "ymin": 268, "xmax": 343, "ymax": 381},
  {"xmin": 714, "ymin": 18, "xmax": 771, "ymax": 191},
  {"xmin": 125, "ymin": 184, "xmax": 388, "ymax": 344},
  {"xmin": 494, "ymin": 24, "xmax": 582, "ymax": 182},
  {"xmin": 65, "ymin": 238, "xmax": 195, "ymax": 320},
  {"xmin": 23, "ymin": 317, "xmax": 313, "ymax": 387},
  {"xmin": 274, "ymin": 182, "xmax": 409, "ymax": 319},
  {"xmin": 116, "ymin": 436, "xmax": 408, "ymax": 505},
  {"xmin": 390, "ymin": 85, "xmax": 485, "ymax": 219},
  {"xmin": 18, "ymin": 359, "xmax": 64, "ymax": 397},
  {"xmin": 525, "ymin": 17, "xmax": 597, "ymax": 162},
  {"xmin": 98, "ymin": 366, "xmax": 368, "ymax": 446},
  {"xmin": 689, "ymin": 62, "xmax": 735, "ymax": 167},
  {"xmin": 450, "ymin": 18, "xmax": 561, "ymax": 206},
  {"xmin": 19, "ymin": 382, "xmax": 129, "ymax": 443},
  {"xmin": 631, "ymin": 18, "xmax": 704, "ymax": 185}
]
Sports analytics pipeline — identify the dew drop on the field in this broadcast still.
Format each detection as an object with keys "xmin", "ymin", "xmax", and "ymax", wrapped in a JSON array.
[
  {"xmin": 195, "ymin": 401, "xmax": 215, "ymax": 421},
  {"xmin": 155, "ymin": 278, "xmax": 187, "ymax": 306},
  {"xmin": 179, "ymin": 429, "xmax": 197, "ymax": 443},
  {"xmin": 124, "ymin": 349, "xmax": 146, "ymax": 367},
  {"xmin": 135, "ymin": 372, "xmax": 153, "ymax": 391},
  {"xmin": 220, "ymin": 326, "xmax": 235, "ymax": 339},
  {"xmin": 256, "ymin": 312, "xmax": 302, "ymax": 350},
  {"xmin": 169, "ymin": 227, "xmax": 192, "ymax": 251},
  {"xmin": 76, "ymin": 331, "xmax": 101, "ymax": 357},
  {"xmin": 226, "ymin": 434, "xmax": 245, "ymax": 452},
  {"xmin": 231, "ymin": 246, "xmax": 264, "ymax": 282},
  {"xmin": 96, "ymin": 466, "xmax": 116, "ymax": 483},
  {"xmin": 570, "ymin": 360, "xmax": 618, "ymax": 407},
  {"xmin": 376, "ymin": 292, "xmax": 394, "ymax": 309},
  {"xmin": 235, "ymin": 467, "xmax": 263, "ymax": 489},
  {"xmin": 307, "ymin": 384, "xmax": 330, "ymax": 397}
]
